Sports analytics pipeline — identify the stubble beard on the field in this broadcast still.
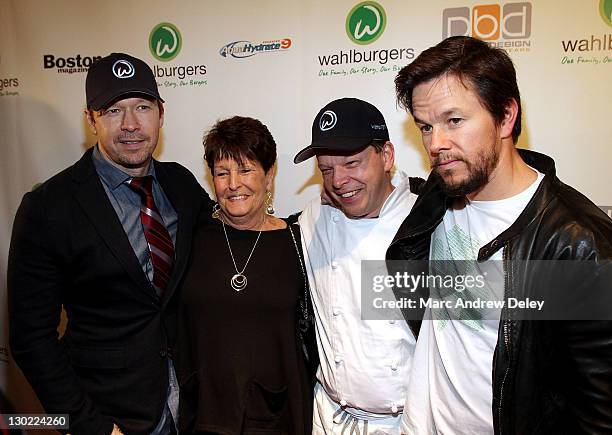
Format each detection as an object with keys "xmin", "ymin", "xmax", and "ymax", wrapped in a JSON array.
[
  {"xmin": 432, "ymin": 146, "xmax": 500, "ymax": 198},
  {"xmin": 113, "ymin": 134, "xmax": 155, "ymax": 169},
  {"xmin": 115, "ymin": 149, "xmax": 153, "ymax": 169}
]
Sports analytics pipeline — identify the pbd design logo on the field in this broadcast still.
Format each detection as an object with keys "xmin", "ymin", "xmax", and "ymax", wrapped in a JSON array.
[
  {"xmin": 319, "ymin": 111, "xmax": 337, "ymax": 131},
  {"xmin": 443, "ymin": 2, "xmax": 532, "ymax": 40},
  {"xmin": 112, "ymin": 60, "xmax": 135, "ymax": 78},
  {"xmin": 601, "ymin": 0, "xmax": 612, "ymax": 27},
  {"xmin": 346, "ymin": 1, "xmax": 387, "ymax": 45},
  {"xmin": 149, "ymin": 22, "xmax": 182, "ymax": 61}
]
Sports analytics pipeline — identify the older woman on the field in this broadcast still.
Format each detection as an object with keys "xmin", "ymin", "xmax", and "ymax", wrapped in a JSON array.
[{"xmin": 178, "ymin": 116, "xmax": 315, "ymax": 434}]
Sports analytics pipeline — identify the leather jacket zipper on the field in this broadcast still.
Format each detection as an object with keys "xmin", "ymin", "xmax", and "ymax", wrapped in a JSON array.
[
  {"xmin": 498, "ymin": 244, "xmax": 511, "ymax": 434},
  {"xmin": 498, "ymin": 323, "xmax": 510, "ymax": 435}
]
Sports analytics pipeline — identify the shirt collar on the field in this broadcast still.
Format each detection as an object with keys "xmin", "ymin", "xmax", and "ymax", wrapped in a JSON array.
[
  {"xmin": 377, "ymin": 170, "xmax": 410, "ymax": 217},
  {"xmin": 92, "ymin": 144, "xmax": 156, "ymax": 190}
]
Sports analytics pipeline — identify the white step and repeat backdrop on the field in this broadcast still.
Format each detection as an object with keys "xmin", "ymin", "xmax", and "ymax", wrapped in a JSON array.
[{"xmin": 1, "ymin": 0, "xmax": 611, "ymax": 416}]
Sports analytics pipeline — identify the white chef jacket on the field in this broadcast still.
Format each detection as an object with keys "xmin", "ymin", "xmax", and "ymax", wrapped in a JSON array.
[{"xmin": 299, "ymin": 171, "xmax": 418, "ymax": 418}]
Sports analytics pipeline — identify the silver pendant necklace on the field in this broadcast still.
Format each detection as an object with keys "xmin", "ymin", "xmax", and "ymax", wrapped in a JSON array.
[{"xmin": 221, "ymin": 219, "xmax": 263, "ymax": 291}]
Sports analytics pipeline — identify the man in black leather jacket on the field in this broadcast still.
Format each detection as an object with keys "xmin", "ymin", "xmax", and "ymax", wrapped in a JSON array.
[{"xmin": 387, "ymin": 36, "xmax": 612, "ymax": 434}]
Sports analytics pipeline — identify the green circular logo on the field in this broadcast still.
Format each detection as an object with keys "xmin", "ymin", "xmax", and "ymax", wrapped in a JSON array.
[
  {"xmin": 149, "ymin": 22, "xmax": 182, "ymax": 61},
  {"xmin": 346, "ymin": 1, "xmax": 387, "ymax": 45},
  {"xmin": 600, "ymin": 0, "xmax": 612, "ymax": 27}
]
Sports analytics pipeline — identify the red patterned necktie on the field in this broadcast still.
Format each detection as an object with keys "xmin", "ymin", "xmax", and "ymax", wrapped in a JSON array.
[{"xmin": 127, "ymin": 176, "xmax": 175, "ymax": 294}]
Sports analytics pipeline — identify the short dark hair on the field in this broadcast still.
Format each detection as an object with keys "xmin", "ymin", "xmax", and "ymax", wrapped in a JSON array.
[
  {"xmin": 395, "ymin": 36, "xmax": 521, "ymax": 143},
  {"xmin": 204, "ymin": 116, "xmax": 277, "ymax": 172}
]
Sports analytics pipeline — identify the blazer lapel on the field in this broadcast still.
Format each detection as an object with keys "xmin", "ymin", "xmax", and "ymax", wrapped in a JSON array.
[
  {"xmin": 155, "ymin": 162, "xmax": 195, "ymax": 307},
  {"xmin": 71, "ymin": 148, "xmax": 159, "ymax": 303}
]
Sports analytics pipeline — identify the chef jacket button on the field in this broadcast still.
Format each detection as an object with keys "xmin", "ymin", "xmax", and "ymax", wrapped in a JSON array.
[
  {"xmin": 391, "ymin": 405, "xmax": 398, "ymax": 413},
  {"xmin": 340, "ymin": 399, "xmax": 347, "ymax": 407}
]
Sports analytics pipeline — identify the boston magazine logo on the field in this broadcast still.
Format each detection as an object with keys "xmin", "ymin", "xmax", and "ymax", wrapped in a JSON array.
[
  {"xmin": 42, "ymin": 54, "xmax": 102, "ymax": 74},
  {"xmin": 317, "ymin": 1, "xmax": 415, "ymax": 79},
  {"xmin": 149, "ymin": 22, "xmax": 182, "ymax": 62},
  {"xmin": 442, "ymin": 2, "xmax": 532, "ymax": 53},
  {"xmin": 148, "ymin": 22, "xmax": 207, "ymax": 89},
  {"xmin": 346, "ymin": 1, "xmax": 386, "ymax": 45},
  {"xmin": 219, "ymin": 39, "xmax": 292, "ymax": 59},
  {"xmin": 319, "ymin": 111, "xmax": 337, "ymax": 131},
  {"xmin": 112, "ymin": 60, "xmax": 135, "ymax": 78}
]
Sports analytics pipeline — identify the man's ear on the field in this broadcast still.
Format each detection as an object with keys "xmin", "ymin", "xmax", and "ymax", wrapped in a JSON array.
[
  {"xmin": 157, "ymin": 101, "xmax": 165, "ymax": 128},
  {"xmin": 500, "ymin": 98, "xmax": 518, "ymax": 140},
  {"xmin": 85, "ymin": 109, "xmax": 97, "ymax": 135},
  {"xmin": 382, "ymin": 141, "xmax": 395, "ymax": 172}
]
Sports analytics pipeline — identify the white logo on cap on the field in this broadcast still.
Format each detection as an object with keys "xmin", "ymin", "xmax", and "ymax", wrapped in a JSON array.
[
  {"xmin": 319, "ymin": 110, "xmax": 337, "ymax": 131},
  {"xmin": 112, "ymin": 60, "xmax": 135, "ymax": 79}
]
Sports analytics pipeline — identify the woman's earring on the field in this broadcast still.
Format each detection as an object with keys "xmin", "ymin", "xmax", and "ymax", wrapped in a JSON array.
[
  {"xmin": 265, "ymin": 191, "xmax": 275, "ymax": 215},
  {"xmin": 212, "ymin": 202, "xmax": 221, "ymax": 219}
]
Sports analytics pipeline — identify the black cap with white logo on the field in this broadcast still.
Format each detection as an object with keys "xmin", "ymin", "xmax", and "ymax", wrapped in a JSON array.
[
  {"xmin": 86, "ymin": 52, "xmax": 163, "ymax": 110},
  {"xmin": 294, "ymin": 97, "xmax": 389, "ymax": 164}
]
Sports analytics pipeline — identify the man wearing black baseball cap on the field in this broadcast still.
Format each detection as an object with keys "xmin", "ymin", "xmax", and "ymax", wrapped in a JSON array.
[
  {"xmin": 295, "ymin": 98, "xmax": 422, "ymax": 433},
  {"xmin": 9, "ymin": 53, "xmax": 213, "ymax": 435}
]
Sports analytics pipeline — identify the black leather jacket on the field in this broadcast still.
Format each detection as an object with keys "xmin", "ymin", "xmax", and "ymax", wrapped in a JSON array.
[{"xmin": 386, "ymin": 149, "xmax": 612, "ymax": 434}]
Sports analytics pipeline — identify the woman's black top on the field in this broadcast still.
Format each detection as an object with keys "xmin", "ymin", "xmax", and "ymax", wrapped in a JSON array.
[{"xmin": 178, "ymin": 218, "xmax": 313, "ymax": 434}]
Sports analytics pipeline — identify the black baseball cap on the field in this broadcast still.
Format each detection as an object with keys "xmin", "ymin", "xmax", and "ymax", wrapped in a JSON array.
[
  {"xmin": 86, "ymin": 52, "xmax": 163, "ymax": 110},
  {"xmin": 294, "ymin": 98, "xmax": 389, "ymax": 164}
]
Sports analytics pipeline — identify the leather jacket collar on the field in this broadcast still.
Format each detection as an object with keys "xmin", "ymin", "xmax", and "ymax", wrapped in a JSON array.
[{"xmin": 389, "ymin": 149, "xmax": 557, "ymax": 261}]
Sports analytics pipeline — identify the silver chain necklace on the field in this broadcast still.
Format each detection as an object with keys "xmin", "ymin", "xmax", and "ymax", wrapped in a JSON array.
[{"xmin": 221, "ymin": 219, "xmax": 263, "ymax": 291}]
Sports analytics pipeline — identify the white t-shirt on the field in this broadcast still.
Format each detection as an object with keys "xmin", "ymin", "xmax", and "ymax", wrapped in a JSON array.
[{"xmin": 401, "ymin": 170, "xmax": 544, "ymax": 435}]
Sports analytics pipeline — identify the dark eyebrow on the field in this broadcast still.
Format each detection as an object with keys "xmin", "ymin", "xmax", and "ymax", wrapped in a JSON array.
[
  {"xmin": 413, "ymin": 108, "xmax": 462, "ymax": 125},
  {"xmin": 441, "ymin": 108, "xmax": 461, "ymax": 118}
]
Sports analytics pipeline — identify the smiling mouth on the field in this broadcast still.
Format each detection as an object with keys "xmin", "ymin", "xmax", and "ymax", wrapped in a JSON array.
[
  {"xmin": 228, "ymin": 195, "xmax": 248, "ymax": 201},
  {"xmin": 339, "ymin": 189, "xmax": 360, "ymax": 199}
]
